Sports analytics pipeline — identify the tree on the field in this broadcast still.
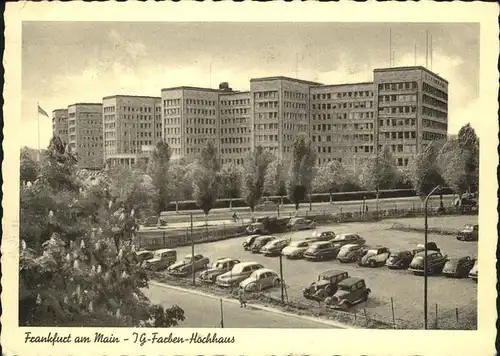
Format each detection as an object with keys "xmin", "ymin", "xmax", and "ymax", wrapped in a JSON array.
[
  {"xmin": 408, "ymin": 141, "xmax": 445, "ymax": 202},
  {"xmin": 168, "ymin": 158, "xmax": 197, "ymax": 212},
  {"xmin": 219, "ymin": 162, "xmax": 243, "ymax": 209},
  {"xmin": 147, "ymin": 140, "xmax": 172, "ymax": 213},
  {"xmin": 313, "ymin": 160, "xmax": 345, "ymax": 203},
  {"xmin": 19, "ymin": 138, "xmax": 184, "ymax": 327},
  {"xmin": 240, "ymin": 146, "xmax": 273, "ymax": 221},
  {"xmin": 358, "ymin": 145, "xmax": 398, "ymax": 205},
  {"xmin": 20, "ymin": 146, "xmax": 40, "ymax": 184},
  {"xmin": 286, "ymin": 136, "xmax": 317, "ymax": 212},
  {"xmin": 456, "ymin": 123, "xmax": 479, "ymax": 193},
  {"xmin": 264, "ymin": 158, "xmax": 287, "ymax": 205},
  {"xmin": 192, "ymin": 143, "xmax": 221, "ymax": 224}
]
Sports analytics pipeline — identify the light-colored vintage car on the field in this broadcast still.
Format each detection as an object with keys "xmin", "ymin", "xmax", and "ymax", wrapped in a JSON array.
[
  {"xmin": 198, "ymin": 257, "xmax": 241, "ymax": 283},
  {"xmin": 281, "ymin": 240, "xmax": 311, "ymax": 259},
  {"xmin": 215, "ymin": 262, "xmax": 264, "ymax": 288},
  {"xmin": 143, "ymin": 249, "xmax": 177, "ymax": 271},
  {"xmin": 260, "ymin": 237, "xmax": 291, "ymax": 256},
  {"xmin": 239, "ymin": 268, "xmax": 281, "ymax": 292},
  {"xmin": 286, "ymin": 218, "xmax": 316, "ymax": 231},
  {"xmin": 167, "ymin": 254, "xmax": 210, "ymax": 277}
]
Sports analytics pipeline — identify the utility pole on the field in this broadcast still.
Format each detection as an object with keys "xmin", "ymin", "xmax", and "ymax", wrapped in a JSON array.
[
  {"xmin": 191, "ymin": 213, "xmax": 195, "ymax": 286},
  {"xmin": 220, "ymin": 299, "xmax": 224, "ymax": 328},
  {"xmin": 424, "ymin": 185, "xmax": 441, "ymax": 329},
  {"xmin": 279, "ymin": 254, "xmax": 284, "ymax": 304}
]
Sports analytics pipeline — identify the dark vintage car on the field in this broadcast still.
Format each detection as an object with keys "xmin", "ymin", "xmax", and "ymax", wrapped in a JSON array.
[
  {"xmin": 337, "ymin": 244, "xmax": 368, "ymax": 263},
  {"xmin": 143, "ymin": 249, "xmax": 177, "ymax": 271},
  {"xmin": 167, "ymin": 254, "xmax": 210, "ymax": 276},
  {"xmin": 324, "ymin": 277, "xmax": 371, "ymax": 310},
  {"xmin": 385, "ymin": 250, "xmax": 415, "ymax": 269},
  {"xmin": 246, "ymin": 222, "xmax": 268, "ymax": 235},
  {"xmin": 135, "ymin": 250, "xmax": 154, "ymax": 265},
  {"xmin": 469, "ymin": 259, "xmax": 478, "ymax": 282},
  {"xmin": 408, "ymin": 250, "xmax": 448, "ymax": 275},
  {"xmin": 329, "ymin": 233, "xmax": 366, "ymax": 247},
  {"xmin": 456, "ymin": 224, "xmax": 479, "ymax": 241},
  {"xmin": 303, "ymin": 241, "xmax": 341, "ymax": 261},
  {"xmin": 242, "ymin": 234, "xmax": 261, "ymax": 251},
  {"xmin": 303, "ymin": 270, "xmax": 349, "ymax": 302},
  {"xmin": 260, "ymin": 237, "xmax": 291, "ymax": 256},
  {"xmin": 250, "ymin": 235, "xmax": 276, "ymax": 253},
  {"xmin": 286, "ymin": 218, "xmax": 317, "ymax": 231},
  {"xmin": 442, "ymin": 256, "xmax": 476, "ymax": 278},
  {"xmin": 307, "ymin": 230, "xmax": 336, "ymax": 242},
  {"xmin": 254, "ymin": 199, "xmax": 279, "ymax": 212},
  {"xmin": 198, "ymin": 257, "xmax": 241, "ymax": 283},
  {"xmin": 357, "ymin": 247, "xmax": 391, "ymax": 267}
]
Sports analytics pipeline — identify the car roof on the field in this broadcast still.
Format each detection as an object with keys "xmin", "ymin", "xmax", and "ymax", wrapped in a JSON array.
[
  {"xmin": 416, "ymin": 250, "xmax": 440, "ymax": 257},
  {"xmin": 235, "ymin": 261, "xmax": 260, "ymax": 268},
  {"xmin": 252, "ymin": 268, "xmax": 275, "ymax": 275},
  {"xmin": 216, "ymin": 257, "xmax": 237, "ymax": 263},
  {"xmin": 311, "ymin": 241, "xmax": 331, "ymax": 246},
  {"xmin": 136, "ymin": 250, "xmax": 153, "ymax": 255},
  {"xmin": 342, "ymin": 244, "xmax": 359, "ymax": 248},
  {"xmin": 319, "ymin": 269, "xmax": 347, "ymax": 277},
  {"xmin": 156, "ymin": 248, "xmax": 175, "ymax": 253},
  {"xmin": 256, "ymin": 235, "xmax": 274, "ymax": 241},
  {"xmin": 338, "ymin": 277, "xmax": 364, "ymax": 286}
]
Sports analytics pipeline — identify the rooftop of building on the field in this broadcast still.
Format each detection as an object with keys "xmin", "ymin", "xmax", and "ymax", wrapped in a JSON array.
[
  {"xmin": 52, "ymin": 108, "xmax": 68, "ymax": 113},
  {"xmin": 161, "ymin": 86, "xmax": 221, "ymax": 93},
  {"xmin": 68, "ymin": 103, "xmax": 103, "ymax": 107},
  {"xmin": 219, "ymin": 90, "xmax": 251, "ymax": 96},
  {"xmin": 250, "ymin": 76, "xmax": 323, "ymax": 86},
  {"xmin": 374, "ymin": 66, "xmax": 448, "ymax": 84},
  {"xmin": 315, "ymin": 81, "xmax": 374, "ymax": 89},
  {"xmin": 102, "ymin": 94, "xmax": 161, "ymax": 100}
]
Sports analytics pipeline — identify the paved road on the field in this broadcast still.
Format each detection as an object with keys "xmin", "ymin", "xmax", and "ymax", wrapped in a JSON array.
[
  {"xmin": 160, "ymin": 195, "xmax": 456, "ymax": 226},
  {"xmin": 153, "ymin": 216, "xmax": 478, "ymax": 329},
  {"xmin": 142, "ymin": 283, "xmax": 339, "ymax": 328}
]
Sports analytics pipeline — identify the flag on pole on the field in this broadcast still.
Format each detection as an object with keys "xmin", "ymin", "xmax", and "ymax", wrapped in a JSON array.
[{"xmin": 38, "ymin": 104, "xmax": 49, "ymax": 118}]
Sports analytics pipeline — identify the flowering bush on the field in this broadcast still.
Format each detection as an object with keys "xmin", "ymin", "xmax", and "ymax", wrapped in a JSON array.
[{"xmin": 19, "ymin": 137, "xmax": 185, "ymax": 327}]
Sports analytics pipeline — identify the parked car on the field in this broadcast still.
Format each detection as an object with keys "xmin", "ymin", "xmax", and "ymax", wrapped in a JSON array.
[
  {"xmin": 250, "ymin": 235, "xmax": 276, "ymax": 253},
  {"xmin": 281, "ymin": 240, "xmax": 311, "ymax": 259},
  {"xmin": 287, "ymin": 217, "xmax": 317, "ymax": 231},
  {"xmin": 337, "ymin": 244, "xmax": 368, "ymax": 263},
  {"xmin": 329, "ymin": 233, "xmax": 366, "ymax": 247},
  {"xmin": 414, "ymin": 242, "xmax": 440, "ymax": 253},
  {"xmin": 358, "ymin": 247, "xmax": 391, "ymax": 267},
  {"xmin": 442, "ymin": 256, "xmax": 476, "ymax": 278},
  {"xmin": 303, "ymin": 241, "xmax": 341, "ymax": 261},
  {"xmin": 246, "ymin": 222, "xmax": 268, "ymax": 235},
  {"xmin": 135, "ymin": 250, "xmax": 154, "ymax": 265},
  {"xmin": 386, "ymin": 250, "xmax": 415, "ymax": 269},
  {"xmin": 198, "ymin": 257, "xmax": 241, "ymax": 283},
  {"xmin": 260, "ymin": 237, "xmax": 291, "ymax": 256},
  {"xmin": 239, "ymin": 268, "xmax": 281, "ymax": 292},
  {"xmin": 167, "ymin": 254, "xmax": 209, "ymax": 276},
  {"xmin": 308, "ymin": 230, "xmax": 336, "ymax": 242},
  {"xmin": 242, "ymin": 234, "xmax": 261, "ymax": 250},
  {"xmin": 303, "ymin": 270, "xmax": 349, "ymax": 301},
  {"xmin": 456, "ymin": 224, "xmax": 479, "ymax": 241},
  {"xmin": 469, "ymin": 259, "xmax": 478, "ymax": 282},
  {"xmin": 215, "ymin": 262, "xmax": 264, "ymax": 288},
  {"xmin": 408, "ymin": 250, "xmax": 448, "ymax": 275},
  {"xmin": 324, "ymin": 277, "xmax": 371, "ymax": 310},
  {"xmin": 144, "ymin": 249, "xmax": 177, "ymax": 271}
]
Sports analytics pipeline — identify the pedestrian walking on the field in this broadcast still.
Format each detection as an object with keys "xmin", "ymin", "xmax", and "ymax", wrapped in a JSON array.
[{"xmin": 238, "ymin": 288, "xmax": 247, "ymax": 308}]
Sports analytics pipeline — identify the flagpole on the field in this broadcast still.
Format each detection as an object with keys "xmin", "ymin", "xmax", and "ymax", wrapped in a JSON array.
[{"xmin": 37, "ymin": 101, "xmax": 41, "ymax": 161}]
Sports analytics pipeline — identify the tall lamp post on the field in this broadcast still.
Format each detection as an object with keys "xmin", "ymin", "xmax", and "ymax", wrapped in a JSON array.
[{"xmin": 424, "ymin": 184, "xmax": 441, "ymax": 329}]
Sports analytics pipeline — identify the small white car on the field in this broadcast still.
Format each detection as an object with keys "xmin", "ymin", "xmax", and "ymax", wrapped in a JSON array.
[
  {"xmin": 281, "ymin": 240, "xmax": 311, "ymax": 259},
  {"xmin": 357, "ymin": 247, "xmax": 391, "ymax": 267},
  {"xmin": 260, "ymin": 237, "xmax": 291, "ymax": 256},
  {"xmin": 215, "ymin": 261, "xmax": 264, "ymax": 287},
  {"xmin": 239, "ymin": 268, "xmax": 281, "ymax": 292}
]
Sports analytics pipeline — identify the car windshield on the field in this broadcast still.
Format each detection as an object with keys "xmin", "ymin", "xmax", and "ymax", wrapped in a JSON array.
[
  {"xmin": 338, "ymin": 284, "xmax": 351, "ymax": 291},
  {"xmin": 213, "ymin": 262, "xmax": 225, "ymax": 269},
  {"xmin": 153, "ymin": 252, "xmax": 162, "ymax": 258},
  {"xmin": 310, "ymin": 244, "xmax": 326, "ymax": 251}
]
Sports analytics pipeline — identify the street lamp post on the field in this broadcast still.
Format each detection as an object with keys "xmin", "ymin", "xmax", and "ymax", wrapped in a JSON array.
[{"xmin": 424, "ymin": 184, "xmax": 441, "ymax": 329}]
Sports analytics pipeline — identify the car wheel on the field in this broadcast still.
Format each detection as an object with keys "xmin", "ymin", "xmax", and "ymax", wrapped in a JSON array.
[{"xmin": 369, "ymin": 260, "xmax": 376, "ymax": 267}]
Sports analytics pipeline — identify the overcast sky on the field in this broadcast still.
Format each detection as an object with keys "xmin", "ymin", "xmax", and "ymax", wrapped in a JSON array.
[{"xmin": 22, "ymin": 22, "xmax": 479, "ymax": 149}]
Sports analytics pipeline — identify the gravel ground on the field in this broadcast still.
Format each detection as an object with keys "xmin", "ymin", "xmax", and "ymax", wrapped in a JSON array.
[
  {"xmin": 386, "ymin": 215, "xmax": 478, "ymax": 231},
  {"xmin": 151, "ymin": 218, "xmax": 477, "ymax": 329}
]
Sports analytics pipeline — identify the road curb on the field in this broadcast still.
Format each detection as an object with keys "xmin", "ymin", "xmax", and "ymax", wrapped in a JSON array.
[{"xmin": 148, "ymin": 281, "xmax": 351, "ymax": 329}]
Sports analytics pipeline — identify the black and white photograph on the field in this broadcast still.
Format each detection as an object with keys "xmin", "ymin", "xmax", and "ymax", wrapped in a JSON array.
[{"xmin": 2, "ymin": 2, "xmax": 498, "ymax": 355}]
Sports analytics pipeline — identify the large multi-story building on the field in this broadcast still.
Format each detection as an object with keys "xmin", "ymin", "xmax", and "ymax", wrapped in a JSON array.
[
  {"xmin": 102, "ymin": 95, "xmax": 162, "ymax": 167},
  {"xmin": 67, "ymin": 103, "xmax": 103, "ymax": 170},
  {"xmin": 52, "ymin": 109, "xmax": 69, "ymax": 145}
]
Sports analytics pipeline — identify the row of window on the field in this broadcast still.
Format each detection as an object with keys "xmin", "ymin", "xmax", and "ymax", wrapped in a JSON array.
[
  {"xmin": 78, "ymin": 143, "xmax": 103, "ymax": 148},
  {"xmin": 165, "ymin": 118, "xmax": 181, "ymax": 126},
  {"xmin": 317, "ymin": 157, "xmax": 342, "ymax": 165},
  {"xmin": 312, "ymin": 90, "xmax": 373, "ymax": 100},
  {"xmin": 222, "ymin": 158, "xmax": 245, "ymax": 165},
  {"xmin": 423, "ymin": 106, "xmax": 447, "ymax": 119},
  {"xmin": 312, "ymin": 123, "xmax": 374, "ymax": 132},
  {"xmin": 283, "ymin": 123, "xmax": 308, "ymax": 132},
  {"xmin": 255, "ymin": 91, "xmax": 278, "ymax": 99},
  {"xmin": 423, "ymin": 95, "xmax": 447, "ymax": 110},
  {"xmin": 284, "ymin": 91, "xmax": 308, "ymax": 100},
  {"xmin": 284, "ymin": 112, "xmax": 307, "ymax": 121},
  {"xmin": 165, "ymin": 108, "xmax": 181, "ymax": 115},
  {"xmin": 312, "ymin": 112, "xmax": 374, "ymax": 120},
  {"xmin": 378, "ymin": 106, "xmax": 417, "ymax": 115},
  {"xmin": 221, "ymin": 108, "xmax": 249, "ymax": 115},
  {"xmin": 185, "ymin": 127, "xmax": 217, "ymax": 135},
  {"xmin": 221, "ymin": 127, "xmax": 249, "ymax": 135},
  {"xmin": 255, "ymin": 101, "xmax": 279, "ymax": 109},
  {"xmin": 254, "ymin": 123, "xmax": 278, "ymax": 130},
  {"xmin": 221, "ymin": 118, "xmax": 248, "ymax": 125},
  {"xmin": 104, "ymin": 106, "xmax": 115, "ymax": 113},
  {"xmin": 220, "ymin": 99, "xmax": 250, "ymax": 106},
  {"xmin": 185, "ymin": 99, "xmax": 217, "ymax": 106},
  {"xmin": 256, "ymin": 135, "xmax": 279, "ymax": 142},
  {"xmin": 257, "ymin": 112, "xmax": 278, "ymax": 120},
  {"xmin": 422, "ymin": 119, "xmax": 447, "ymax": 131},
  {"xmin": 378, "ymin": 82, "xmax": 417, "ymax": 92},
  {"xmin": 220, "ymin": 147, "xmax": 250, "ymax": 154},
  {"xmin": 121, "ymin": 106, "xmax": 154, "ymax": 113},
  {"xmin": 312, "ymin": 101, "xmax": 373, "ymax": 110},
  {"xmin": 165, "ymin": 137, "xmax": 181, "ymax": 145},
  {"xmin": 220, "ymin": 137, "xmax": 251, "ymax": 144},
  {"xmin": 379, "ymin": 131, "xmax": 417, "ymax": 140},
  {"xmin": 379, "ymin": 118, "xmax": 417, "ymax": 127},
  {"xmin": 165, "ymin": 128, "xmax": 180, "ymax": 135},
  {"xmin": 379, "ymin": 94, "xmax": 417, "ymax": 103},
  {"xmin": 284, "ymin": 101, "xmax": 307, "ymax": 110},
  {"xmin": 187, "ymin": 118, "xmax": 216, "ymax": 126},
  {"xmin": 187, "ymin": 108, "xmax": 216, "ymax": 116},
  {"xmin": 423, "ymin": 82, "xmax": 447, "ymax": 100},
  {"xmin": 312, "ymin": 134, "xmax": 374, "ymax": 143},
  {"xmin": 164, "ymin": 99, "xmax": 181, "ymax": 107}
]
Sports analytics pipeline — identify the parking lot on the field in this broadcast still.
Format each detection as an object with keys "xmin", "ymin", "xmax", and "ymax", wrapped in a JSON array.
[{"xmin": 155, "ymin": 216, "xmax": 478, "ymax": 329}]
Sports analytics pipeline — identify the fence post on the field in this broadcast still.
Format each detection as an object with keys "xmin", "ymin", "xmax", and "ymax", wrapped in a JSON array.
[
  {"xmin": 391, "ymin": 297, "xmax": 396, "ymax": 328},
  {"xmin": 455, "ymin": 307, "xmax": 459, "ymax": 324},
  {"xmin": 435, "ymin": 304, "xmax": 438, "ymax": 329},
  {"xmin": 363, "ymin": 308, "xmax": 368, "ymax": 326},
  {"xmin": 353, "ymin": 307, "xmax": 357, "ymax": 321}
]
